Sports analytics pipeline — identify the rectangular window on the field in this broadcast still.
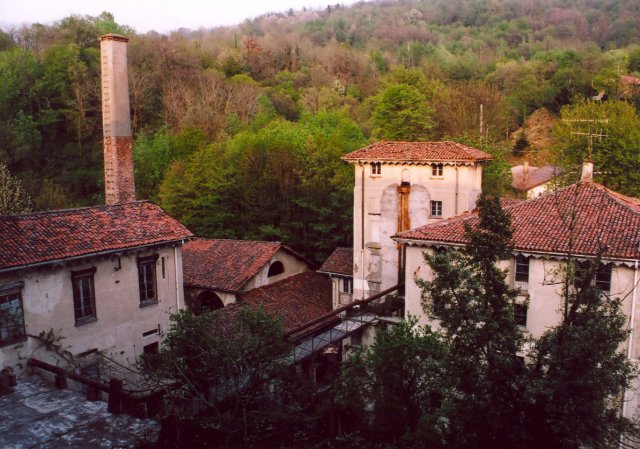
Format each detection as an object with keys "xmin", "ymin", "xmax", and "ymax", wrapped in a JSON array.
[
  {"xmin": 514, "ymin": 303, "xmax": 528, "ymax": 327},
  {"xmin": 430, "ymin": 200, "xmax": 443, "ymax": 217},
  {"xmin": 0, "ymin": 283, "xmax": 26, "ymax": 346},
  {"xmin": 431, "ymin": 163, "xmax": 444, "ymax": 177},
  {"xmin": 514, "ymin": 255, "xmax": 530, "ymax": 291},
  {"xmin": 342, "ymin": 278, "xmax": 353, "ymax": 294},
  {"xmin": 138, "ymin": 255, "xmax": 158, "ymax": 306},
  {"xmin": 596, "ymin": 263, "xmax": 612, "ymax": 294},
  {"xmin": 371, "ymin": 162, "xmax": 381, "ymax": 176},
  {"xmin": 72, "ymin": 268, "xmax": 97, "ymax": 325}
]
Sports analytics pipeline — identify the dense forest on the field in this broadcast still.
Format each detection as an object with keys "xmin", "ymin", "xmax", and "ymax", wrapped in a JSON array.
[{"xmin": 2, "ymin": 0, "xmax": 640, "ymax": 262}]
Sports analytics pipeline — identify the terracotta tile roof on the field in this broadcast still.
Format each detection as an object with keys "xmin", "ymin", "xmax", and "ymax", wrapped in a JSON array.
[
  {"xmin": 219, "ymin": 271, "xmax": 337, "ymax": 333},
  {"xmin": 395, "ymin": 182, "xmax": 640, "ymax": 261},
  {"xmin": 183, "ymin": 238, "xmax": 285, "ymax": 292},
  {"xmin": 318, "ymin": 247, "xmax": 353, "ymax": 276},
  {"xmin": 511, "ymin": 165, "xmax": 562, "ymax": 191},
  {"xmin": 621, "ymin": 75, "xmax": 640, "ymax": 86},
  {"xmin": 0, "ymin": 201, "xmax": 192, "ymax": 272},
  {"xmin": 342, "ymin": 141, "xmax": 493, "ymax": 163}
]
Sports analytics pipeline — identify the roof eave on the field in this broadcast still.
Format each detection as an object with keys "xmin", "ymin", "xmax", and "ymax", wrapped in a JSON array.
[{"xmin": 0, "ymin": 238, "xmax": 189, "ymax": 275}]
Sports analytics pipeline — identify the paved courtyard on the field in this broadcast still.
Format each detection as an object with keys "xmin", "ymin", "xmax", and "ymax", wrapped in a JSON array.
[{"xmin": 0, "ymin": 374, "xmax": 159, "ymax": 449}]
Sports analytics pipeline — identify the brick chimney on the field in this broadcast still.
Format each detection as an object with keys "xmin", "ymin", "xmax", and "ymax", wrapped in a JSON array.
[
  {"xmin": 580, "ymin": 159, "xmax": 594, "ymax": 182},
  {"xmin": 100, "ymin": 34, "xmax": 135, "ymax": 205}
]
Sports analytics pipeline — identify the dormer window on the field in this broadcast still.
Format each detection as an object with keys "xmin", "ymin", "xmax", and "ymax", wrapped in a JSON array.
[
  {"xmin": 431, "ymin": 163, "xmax": 444, "ymax": 177},
  {"xmin": 371, "ymin": 162, "xmax": 381, "ymax": 176}
]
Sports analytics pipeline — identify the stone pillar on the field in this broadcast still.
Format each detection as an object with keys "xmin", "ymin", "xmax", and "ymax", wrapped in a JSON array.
[{"xmin": 100, "ymin": 34, "xmax": 135, "ymax": 205}]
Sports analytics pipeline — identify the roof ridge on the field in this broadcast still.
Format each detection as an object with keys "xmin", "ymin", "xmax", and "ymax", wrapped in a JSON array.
[{"xmin": 1, "ymin": 200, "xmax": 152, "ymax": 219}]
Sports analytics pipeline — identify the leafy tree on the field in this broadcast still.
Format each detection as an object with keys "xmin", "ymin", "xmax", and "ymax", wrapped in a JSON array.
[
  {"xmin": 525, "ymin": 255, "xmax": 636, "ymax": 449},
  {"xmin": 0, "ymin": 162, "xmax": 33, "ymax": 215},
  {"xmin": 554, "ymin": 100, "xmax": 640, "ymax": 196},
  {"xmin": 372, "ymin": 83, "xmax": 434, "ymax": 141},
  {"xmin": 142, "ymin": 307, "xmax": 292, "ymax": 449},
  {"xmin": 418, "ymin": 195, "xmax": 528, "ymax": 448}
]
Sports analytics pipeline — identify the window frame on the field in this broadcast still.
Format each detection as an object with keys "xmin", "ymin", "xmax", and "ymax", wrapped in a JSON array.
[
  {"xmin": 370, "ymin": 162, "xmax": 382, "ymax": 176},
  {"xmin": 595, "ymin": 263, "xmax": 612, "ymax": 294},
  {"xmin": 431, "ymin": 163, "xmax": 444, "ymax": 177},
  {"xmin": 342, "ymin": 277, "xmax": 353, "ymax": 294},
  {"xmin": 0, "ymin": 282, "xmax": 26, "ymax": 346},
  {"xmin": 137, "ymin": 255, "xmax": 159, "ymax": 307},
  {"xmin": 430, "ymin": 200, "xmax": 443, "ymax": 218},
  {"xmin": 72, "ymin": 268, "xmax": 97, "ymax": 325},
  {"xmin": 514, "ymin": 303, "xmax": 528, "ymax": 328},
  {"xmin": 514, "ymin": 254, "xmax": 530, "ymax": 291}
]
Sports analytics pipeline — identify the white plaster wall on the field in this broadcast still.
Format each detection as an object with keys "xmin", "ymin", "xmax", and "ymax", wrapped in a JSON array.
[
  {"xmin": 246, "ymin": 249, "xmax": 309, "ymax": 290},
  {"xmin": 352, "ymin": 162, "xmax": 483, "ymax": 301},
  {"xmin": 404, "ymin": 245, "xmax": 640, "ymax": 420},
  {"xmin": 0, "ymin": 245, "xmax": 184, "ymax": 375}
]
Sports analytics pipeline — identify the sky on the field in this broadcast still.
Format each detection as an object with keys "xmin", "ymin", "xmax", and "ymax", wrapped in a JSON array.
[{"xmin": 0, "ymin": 0, "xmax": 365, "ymax": 33}]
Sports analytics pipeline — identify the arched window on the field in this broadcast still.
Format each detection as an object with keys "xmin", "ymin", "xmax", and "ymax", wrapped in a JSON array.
[
  {"xmin": 197, "ymin": 291, "xmax": 224, "ymax": 314},
  {"xmin": 268, "ymin": 261, "xmax": 285, "ymax": 277}
]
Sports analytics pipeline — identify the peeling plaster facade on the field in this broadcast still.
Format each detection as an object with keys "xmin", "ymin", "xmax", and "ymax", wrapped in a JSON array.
[
  {"xmin": 351, "ymin": 162, "xmax": 483, "ymax": 301},
  {"xmin": 403, "ymin": 244, "xmax": 640, "ymax": 420},
  {"xmin": 0, "ymin": 245, "xmax": 185, "ymax": 377}
]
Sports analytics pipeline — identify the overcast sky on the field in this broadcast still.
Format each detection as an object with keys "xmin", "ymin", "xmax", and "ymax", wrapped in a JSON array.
[{"xmin": 0, "ymin": 0, "xmax": 366, "ymax": 33}]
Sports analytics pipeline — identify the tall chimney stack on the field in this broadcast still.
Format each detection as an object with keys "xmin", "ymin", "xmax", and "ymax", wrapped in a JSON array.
[{"xmin": 100, "ymin": 34, "xmax": 135, "ymax": 205}]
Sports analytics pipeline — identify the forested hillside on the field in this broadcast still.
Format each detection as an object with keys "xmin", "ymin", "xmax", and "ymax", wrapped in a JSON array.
[{"xmin": 2, "ymin": 0, "xmax": 640, "ymax": 261}]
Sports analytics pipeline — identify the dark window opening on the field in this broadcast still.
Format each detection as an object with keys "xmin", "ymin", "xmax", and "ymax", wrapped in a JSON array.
[
  {"xmin": 431, "ymin": 163, "xmax": 444, "ymax": 177},
  {"xmin": 0, "ymin": 284, "xmax": 26, "ymax": 346},
  {"xmin": 72, "ymin": 268, "xmax": 97, "ymax": 325},
  {"xmin": 138, "ymin": 255, "xmax": 158, "ymax": 306},
  {"xmin": 268, "ymin": 261, "xmax": 285, "ymax": 277},
  {"xmin": 198, "ymin": 291, "xmax": 224, "ymax": 314},
  {"xmin": 596, "ymin": 263, "xmax": 612, "ymax": 293},
  {"xmin": 514, "ymin": 255, "xmax": 530, "ymax": 290},
  {"xmin": 514, "ymin": 303, "xmax": 528, "ymax": 327},
  {"xmin": 144, "ymin": 342, "xmax": 159, "ymax": 354},
  {"xmin": 371, "ymin": 162, "xmax": 381, "ymax": 176}
]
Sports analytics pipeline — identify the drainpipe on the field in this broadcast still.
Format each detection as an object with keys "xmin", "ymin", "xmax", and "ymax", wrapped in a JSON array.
[
  {"xmin": 174, "ymin": 246, "xmax": 181, "ymax": 310},
  {"xmin": 360, "ymin": 161, "xmax": 366, "ymax": 300},
  {"xmin": 455, "ymin": 164, "xmax": 459, "ymax": 215},
  {"xmin": 622, "ymin": 260, "xmax": 639, "ymax": 423}
]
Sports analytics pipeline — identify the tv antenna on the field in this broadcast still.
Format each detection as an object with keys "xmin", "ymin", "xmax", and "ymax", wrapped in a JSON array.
[{"xmin": 562, "ymin": 118, "xmax": 608, "ymax": 159}]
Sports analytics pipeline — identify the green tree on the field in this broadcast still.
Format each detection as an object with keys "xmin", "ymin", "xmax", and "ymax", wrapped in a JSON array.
[
  {"xmin": 372, "ymin": 83, "xmax": 434, "ymax": 141},
  {"xmin": 0, "ymin": 162, "xmax": 33, "ymax": 215},
  {"xmin": 525, "ymin": 255, "xmax": 636, "ymax": 449},
  {"xmin": 554, "ymin": 100, "xmax": 640, "ymax": 196},
  {"xmin": 142, "ymin": 307, "xmax": 292, "ymax": 449},
  {"xmin": 418, "ymin": 195, "xmax": 527, "ymax": 448}
]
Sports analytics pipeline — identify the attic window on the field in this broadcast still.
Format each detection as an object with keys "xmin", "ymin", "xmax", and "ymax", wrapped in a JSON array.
[
  {"xmin": 431, "ymin": 163, "xmax": 444, "ymax": 177},
  {"xmin": 268, "ymin": 261, "xmax": 285, "ymax": 277},
  {"xmin": 371, "ymin": 162, "xmax": 381, "ymax": 176}
]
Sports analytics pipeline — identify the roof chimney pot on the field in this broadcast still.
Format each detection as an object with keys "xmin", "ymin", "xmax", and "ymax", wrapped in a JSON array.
[{"xmin": 580, "ymin": 160, "xmax": 594, "ymax": 183}]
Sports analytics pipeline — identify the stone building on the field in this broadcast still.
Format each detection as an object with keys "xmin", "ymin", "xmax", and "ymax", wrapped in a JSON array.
[
  {"xmin": 182, "ymin": 238, "xmax": 311, "ymax": 313},
  {"xmin": 342, "ymin": 141, "xmax": 492, "ymax": 301},
  {"xmin": 0, "ymin": 202, "xmax": 191, "ymax": 376},
  {"xmin": 394, "ymin": 162, "xmax": 640, "ymax": 420},
  {"xmin": 511, "ymin": 162, "xmax": 562, "ymax": 198},
  {"xmin": 318, "ymin": 247, "xmax": 353, "ymax": 309}
]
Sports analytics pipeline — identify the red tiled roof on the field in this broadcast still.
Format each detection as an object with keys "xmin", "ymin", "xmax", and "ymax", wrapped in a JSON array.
[
  {"xmin": 183, "ymin": 238, "xmax": 287, "ymax": 292},
  {"xmin": 318, "ymin": 247, "xmax": 353, "ymax": 276},
  {"xmin": 621, "ymin": 75, "xmax": 640, "ymax": 86},
  {"xmin": 342, "ymin": 141, "xmax": 493, "ymax": 163},
  {"xmin": 226, "ymin": 271, "xmax": 336, "ymax": 332},
  {"xmin": 511, "ymin": 165, "xmax": 562, "ymax": 191},
  {"xmin": 395, "ymin": 182, "xmax": 640, "ymax": 261},
  {"xmin": 0, "ymin": 201, "xmax": 192, "ymax": 272}
]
